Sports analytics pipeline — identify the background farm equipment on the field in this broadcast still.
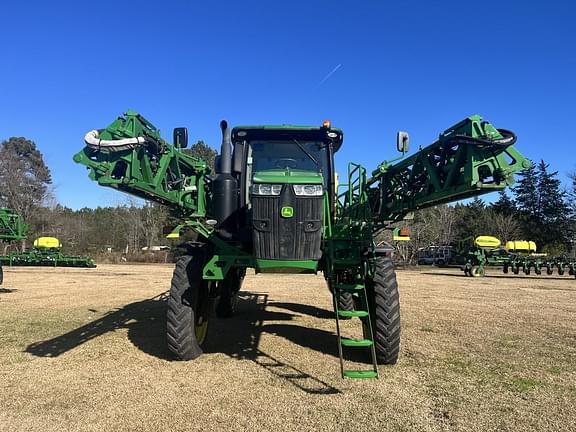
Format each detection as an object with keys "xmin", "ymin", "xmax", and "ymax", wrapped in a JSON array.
[
  {"xmin": 74, "ymin": 110, "xmax": 529, "ymax": 378},
  {"xmin": 454, "ymin": 236, "xmax": 576, "ymax": 278},
  {"xmin": 0, "ymin": 236, "xmax": 96, "ymax": 268},
  {"xmin": 0, "ymin": 209, "xmax": 96, "ymax": 269},
  {"xmin": 0, "ymin": 208, "xmax": 28, "ymax": 284}
]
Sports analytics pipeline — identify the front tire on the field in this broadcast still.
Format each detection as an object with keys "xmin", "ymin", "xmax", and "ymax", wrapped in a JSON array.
[
  {"xmin": 167, "ymin": 254, "xmax": 212, "ymax": 360},
  {"xmin": 366, "ymin": 257, "xmax": 401, "ymax": 365}
]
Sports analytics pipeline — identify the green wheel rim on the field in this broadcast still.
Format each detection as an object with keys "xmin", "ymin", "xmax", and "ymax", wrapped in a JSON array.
[{"xmin": 195, "ymin": 318, "xmax": 209, "ymax": 345}]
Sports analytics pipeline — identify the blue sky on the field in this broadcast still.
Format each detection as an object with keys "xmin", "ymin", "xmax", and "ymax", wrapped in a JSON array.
[{"xmin": 1, "ymin": 1, "xmax": 575, "ymax": 209}]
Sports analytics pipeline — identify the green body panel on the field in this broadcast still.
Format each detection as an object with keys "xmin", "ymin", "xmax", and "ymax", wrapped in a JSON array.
[
  {"xmin": 255, "ymin": 259, "xmax": 318, "ymax": 273},
  {"xmin": 252, "ymin": 169, "xmax": 323, "ymax": 184}
]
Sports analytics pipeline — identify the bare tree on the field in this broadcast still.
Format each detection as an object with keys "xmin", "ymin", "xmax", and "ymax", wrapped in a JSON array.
[
  {"xmin": 488, "ymin": 210, "xmax": 521, "ymax": 243},
  {"xmin": 142, "ymin": 202, "xmax": 169, "ymax": 248}
]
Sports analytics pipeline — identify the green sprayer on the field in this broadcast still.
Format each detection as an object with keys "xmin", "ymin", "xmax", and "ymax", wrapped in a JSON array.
[{"xmin": 74, "ymin": 110, "xmax": 529, "ymax": 378}]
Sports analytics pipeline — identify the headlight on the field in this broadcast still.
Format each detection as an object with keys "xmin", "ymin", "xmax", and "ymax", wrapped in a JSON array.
[
  {"xmin": 293, "ymin": 184, "xmax": 323, "ymax": 196},
  {"xmin": 252, "ymin": 184, "xmax": 282, "ymax": 195}
]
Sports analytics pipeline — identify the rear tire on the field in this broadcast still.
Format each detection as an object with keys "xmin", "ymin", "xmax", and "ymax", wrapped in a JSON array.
[
  {"xmin": 366, "ymin": 256, "xmax": 401, "ymax": 365},
  {"xmin": 0, "ymin": 265, "xmax": 3, "ymax": 285},
  {"xmin": 216, "ymin": 268, "xmax": 244, "ymax": 318},
  {"xmin": 338, "ymin": 292, "xmax": 355, "ymax": 313},
  {"xmin": 167, "ymin": 253, "xmax": 212, "ymax": 360}
]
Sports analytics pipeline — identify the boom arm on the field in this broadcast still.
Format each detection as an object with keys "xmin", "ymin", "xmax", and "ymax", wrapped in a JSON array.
[
  {"xmin": 73, "ymin": 110, "xmax": 209, "ymax": 218},
  {"xmin": 339, "ymin": 115, "xmax": 530, "ymax": 227}
]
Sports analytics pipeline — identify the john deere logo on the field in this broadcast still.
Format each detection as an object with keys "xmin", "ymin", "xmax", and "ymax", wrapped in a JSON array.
[{"xmin": 281, "ymin": 206, "xmax": 294, "ymax": 218}]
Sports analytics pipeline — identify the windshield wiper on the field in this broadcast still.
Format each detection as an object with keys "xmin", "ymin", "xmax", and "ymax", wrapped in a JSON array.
[{"xmin": 292, "ymin": 139, "xmax": 319, "ymax": 169}]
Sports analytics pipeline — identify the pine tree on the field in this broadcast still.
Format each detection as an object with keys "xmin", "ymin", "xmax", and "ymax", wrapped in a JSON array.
[
  {"xmin": 513, "ymin": 162, "xmax": 539, "ymax": 220},
  {"xmin": 491, "ymin": 191, "xmax": 516, "ymax": 216},
  {"xmin": 509, "ymin": 160, "xmax": 573, "ymax": 252},
  {"xmin": 184, "ymin": 140, "xmax": 217, "ymax": 172}
]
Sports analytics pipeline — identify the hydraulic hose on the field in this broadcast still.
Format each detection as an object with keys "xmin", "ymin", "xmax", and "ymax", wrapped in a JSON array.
[
  {"xmin": 84, "ymin": 129, "xmax": 155, "ymax": 152},
  {"xmin": 446, "ymin": 128, "xmax": 517, "ymax": 148}
]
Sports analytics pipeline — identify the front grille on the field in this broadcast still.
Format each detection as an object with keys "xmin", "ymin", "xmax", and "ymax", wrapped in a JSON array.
[{"xmin": 252, "ymin": 186, "xmax": 323, "ymax": 260}]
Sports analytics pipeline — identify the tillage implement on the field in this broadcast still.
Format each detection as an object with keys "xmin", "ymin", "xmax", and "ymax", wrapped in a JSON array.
[{"xmin": 74, "ymin": 110, "xmax": 529, "ymax": 378}]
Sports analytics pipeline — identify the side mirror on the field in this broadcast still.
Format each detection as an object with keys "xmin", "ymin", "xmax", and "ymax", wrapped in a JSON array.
[
  {"xmin": 396, "ymin": 131, "xmax": 409, "ymax": 153},
  {"xmin": 173, "ymin": 127, "xmax": 188, "ymax": 148}
]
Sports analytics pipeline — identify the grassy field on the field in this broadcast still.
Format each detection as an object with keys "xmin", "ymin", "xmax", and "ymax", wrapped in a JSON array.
[{"xmin": 1, "ymin": 264, "xmax": 575, "ymax": 432}]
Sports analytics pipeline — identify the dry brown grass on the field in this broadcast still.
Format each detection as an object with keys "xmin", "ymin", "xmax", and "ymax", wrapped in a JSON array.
[{"xmin": 1, "ymin": 264, "xmax": 575, "ymax": 432}]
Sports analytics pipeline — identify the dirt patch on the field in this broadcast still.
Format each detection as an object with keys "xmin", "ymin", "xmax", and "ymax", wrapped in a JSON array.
[{"xmin": 1, "ymin": 265, "xmax": 575, "ymax": 431}]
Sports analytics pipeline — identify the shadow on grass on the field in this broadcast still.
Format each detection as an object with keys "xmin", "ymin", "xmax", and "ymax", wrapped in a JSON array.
[
  {"xmin": 26, "ymin": 291, "xmax": 344, "ymax": 394},
  {"xmin": 0, "ymin": 287, "xmax": 17, "ymax": 294}
]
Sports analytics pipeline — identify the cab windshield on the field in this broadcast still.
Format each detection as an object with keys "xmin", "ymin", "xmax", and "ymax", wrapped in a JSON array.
[{"xmin": 249, "ymin": 140, "xmax": 328, "ymax": 175}]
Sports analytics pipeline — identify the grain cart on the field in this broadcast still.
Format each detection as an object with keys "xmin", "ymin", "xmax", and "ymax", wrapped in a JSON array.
[
  {"xmin": 0, "ymin": 208, "xmax": 29, "ymax": 284},
  {"xmin": 74, "ymin": 110, "xmax": 529, "ymax": 378}
]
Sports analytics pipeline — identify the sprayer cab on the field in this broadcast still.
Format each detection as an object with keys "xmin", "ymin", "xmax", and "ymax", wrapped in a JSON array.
[{"xmin": 211, "ymin": 123, "xmax": 343, "ymax": 264}]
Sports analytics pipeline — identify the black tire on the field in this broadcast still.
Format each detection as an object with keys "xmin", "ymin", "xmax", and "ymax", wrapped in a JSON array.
[
  {"xmin": 0, "ymin": 265, "xmax": 3, "ymax": 285},
  {"xmin": 216, "ymin": 269, "xmax": 244, "ymax": 318},
  {"xmin": 337, "ymin": 292, "xmax": 355, "ymax": 318},
  {"xmin": 471, "ymin": 265, "xmax": 485, "ymax": 277},
  {"xmin": 535, "ymin": 266, "xmax": 541, "ymax": 275},
  {"xmin": 167, "ymin": 254, "xmax": 212, "ymax": 360},
  {"xmin": 366, "ymin": 257, "xmax": 401, "ymax": 365}
]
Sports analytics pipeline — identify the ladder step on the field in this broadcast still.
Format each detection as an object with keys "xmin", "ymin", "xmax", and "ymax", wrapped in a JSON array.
[
  {"xmin": 343, "ymin": 370, "xmax": 378, "ymax": 379},
  {"xmin": 338, "ymin": 310, "xmax": 369, "ymax": 318},
  {"xmin": 341, "ymin": 338, "xmax": 373, "ymax": 347},
  {"xmin": 334, "ymin": 284, "xmax": 364, "ymax": 292}
]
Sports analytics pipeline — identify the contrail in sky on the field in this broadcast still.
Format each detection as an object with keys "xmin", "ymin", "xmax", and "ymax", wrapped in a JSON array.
[{"xmin": 316, "ymin": 63, "xmax": 342, "ymax": 88}]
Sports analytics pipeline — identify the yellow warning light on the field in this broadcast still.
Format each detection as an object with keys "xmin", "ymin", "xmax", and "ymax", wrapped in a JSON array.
[{"xmin": 322, "ymin": 120, "xmax": 331, "ymax": 129}]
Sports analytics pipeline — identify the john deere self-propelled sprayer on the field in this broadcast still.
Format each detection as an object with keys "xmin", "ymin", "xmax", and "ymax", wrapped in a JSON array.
[
  {"xmin": 74, "ymin": 110, "xmax": 529, "ymax": 378},
  {"xmin": 0, "ymin": 208, "xmax": 28, "ymax": 284}
]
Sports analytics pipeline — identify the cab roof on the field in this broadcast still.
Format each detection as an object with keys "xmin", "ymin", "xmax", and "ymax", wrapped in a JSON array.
[{"xmin": 231, "ymin": 125, "xmax": 343, "ymax": 152}]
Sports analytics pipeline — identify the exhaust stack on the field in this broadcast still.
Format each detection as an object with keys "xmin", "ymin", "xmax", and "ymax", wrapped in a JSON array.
[{"xmin": 212, "ymin": 120, "xmax": 238, "ymax": 238}]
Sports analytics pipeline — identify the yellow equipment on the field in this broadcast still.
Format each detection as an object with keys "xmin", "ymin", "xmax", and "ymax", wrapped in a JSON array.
[
  {"xmin": 505, "ymin": 240, "xmax": 537, "ymax": 254},
  {"xmin": 33, "ymin": 237, "xmax": 62, "ymax": 249},
  {"xmin": 474, "ymin": 236, "xmax": 501, "ymax": 249}
]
